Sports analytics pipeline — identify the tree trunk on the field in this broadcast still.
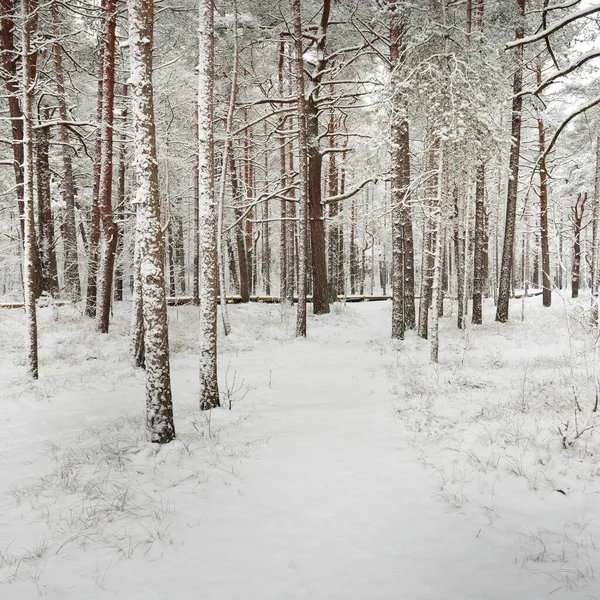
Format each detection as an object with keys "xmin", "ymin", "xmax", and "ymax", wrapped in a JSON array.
[
  {"xmin": 36, "ymin": 116, "xmax": 59, "ymax": 297},
  {"xmin": 572, "ymin": 193, "xmax": 586, "ymax": 299},
  {"xmin": 51, "ymin": 0, "xmax": 80, "ymax": 300},
  {"xmin": 128, "ymin": 0, "xmax": 175, "ymax": 442},
  {"xmin": 496, "ymin": 0, "xmax": 526, "ymax": 323},
  {"xmin": 85, "ymin": 41, "xmax": 104, "ymax": 318},
  {"xmin": 536, "ymin": 63, "xmax": 552, "ymax": 308},
  {"xmin": 114, "ymin": 84, "xmax": 128, "ymax": 302},
  {"xmin": 430, "ymin": 141, "xmax": 445, "ymax": 363},
  {"xmin": 472, "ymin": 163, "xmax": 485, "ymax": 324},
  {"xmin": 96, "ymin": 0, "xmax": 119, "ymax": 333},
  {"xmin": 21, "ymin": 0, "xmax": 38, "ymax": 378},
  {"xmin": 592, "ymin": 134, "xmax": 600, "ymax": 322},
  {"xmin": 0, "ymin": 0, "xmax": 43, "ymax": 299},
  {"xmin": 453, "ymin": 186, "xmax": 465, "ymax": 330},
  {"xmin": 292, "ymin": 0, "xmax": 308, "ymax": 337},
  {"xmin": 390, "ymin": 3, "xmax": 415, "ymax": 338},
  {"xmin": 198, "ymin": 0, "xmax": 220, "ymax": 409},
  {"xmin": 193, "ymin": 109, "xmax": 200, "ymax": 305}
]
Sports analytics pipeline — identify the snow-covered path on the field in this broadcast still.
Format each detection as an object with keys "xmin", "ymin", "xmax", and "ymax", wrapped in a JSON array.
[
  {"xmin": 102, "ymin": 306, "xmax": 559, "ymax": 600},
  {"xmin": 3, "ymin": 302, "xmax": 597, "ymax": 599}
]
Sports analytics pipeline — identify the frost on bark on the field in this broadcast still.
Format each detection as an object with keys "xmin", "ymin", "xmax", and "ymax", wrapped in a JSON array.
[
  {"xmin": 21, "ymin": 0, "xmax": 38, "ymax": 378},
  {"xmin": 536, "ymin": 62, "xmax": 551, "ymax": 308},
  {"xmin": 128, "ymin": 0, "xmax": 175, "ymax": 443},
  {"xmin": 472, "ymin": 163, "xmax": 485, "ymax": 325},
  {"xmin": 36, "ymin": 115, "xmax": 59, "ymax": 297},
  {"xmin": 418, "ymin": 138, "xmax": 439, "ymax": 340},
  {"xmin": 292, "ymin": 0, "xmax": 308, "ymax": 337},
  {"xmin": 0, "ymin": 0, "xmax": 43, "ymax": 298},
  {"xmin": 592, "ymin": 134, "xmax": 600, "ymax": 322},
  {"xmin": 302, "ymin": 0, "xmax": 331, "ymax": 315},
  {"xmin": 97, "ymin": 0, "xmax": 119, "ymax": 333},
  {"xmin": 51, "ymin": 0, "xmax": 80, "ymax": 301},
  {"xmin": 496, "ymin": 0, "xmax": 526, "ymax": 323},
  {"xmin": 430, "ymin": 141, "xmax": 445, "ymax": 364},
  {"xmin": 572, "ymin": 193, "xmax": 586, "ymax": 299},
  {"xmin": 198, "ymin": 0, "xmax": 220, "ymax": 409},
  {"xmin": 85, "ymin": 42, "xmax": 105, "ymax": 318},
  {"xmin": 390, "ymin": 2, "xmax": 415, "ymax": 339},
  {"xmin": 130, "ymin": 220, "xmax": 145, "ymax": 369}
]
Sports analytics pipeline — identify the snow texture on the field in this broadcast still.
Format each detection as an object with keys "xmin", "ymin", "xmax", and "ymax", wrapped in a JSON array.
[{"xmin": 2, "ymin": 296, "xmax": 600, "ymax": 598}]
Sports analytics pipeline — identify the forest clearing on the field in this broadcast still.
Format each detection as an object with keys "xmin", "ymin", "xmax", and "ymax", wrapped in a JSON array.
[{"xmin": 1, "ymin": 298, "xmax": 600, "ymax": 599}]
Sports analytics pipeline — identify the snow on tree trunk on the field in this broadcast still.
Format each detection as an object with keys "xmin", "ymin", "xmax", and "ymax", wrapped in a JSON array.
[
  {"xmin": 21, "ymin": 0, "xmax": 38, "ymax": 379},
  {"xmin": 97, "ymin": 0, "xmax": 119, "ymax": 334},
  {"xmin": 128, "ymin": 0, "xmax": 175, "ymax": 443},
  {"xmin": 572, "ymin": 193, "xmax": 587, "ymax": 299},
  {"xmin": 292, "ymin": 0, "xmax": 308, "ymax": 337},
  {"xmin": 496, "ymin": 0, "xmax": 526, "ymax": 323},
  {"xmin": 130, "ymin": 218, "xmax": 145, "ymax": 369},
  {"xmin": 536, "ymin": 62, "xmax": 552, "ymax": 309},
  {"xmin": 390, "ymin": 3, "xmax": 415, "ymax": 338},
  {"xmin": 430, "ymin": 140, "xmax": 444, "ymax": 363},
  {"xmin": 51, "ymin": 0, "xmax": 80, "ymax": 301},
  {"xmin": 85, "ymin": 42, "xmax": 104, "ymax": 318},
  {"xmin": 592, "ymin": 134, "xmax": 600, "ymax": 323},
  {"xmin": 36, "ymin": 114, "xmax": 59, "ymax": 297},
  {"xmin": 198, "ymin": 0, "xmax": 220, "ymax": 409},
  {"xmin": 472, "ymin": 163, "xmax": 485, "ymax": 325}
]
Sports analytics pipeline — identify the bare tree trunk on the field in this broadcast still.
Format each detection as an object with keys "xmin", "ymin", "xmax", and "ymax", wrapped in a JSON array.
[
  {"xmin": 128, "ymin": 0, "xmax": 175, "ymax": 442},
  {"xmin": 572, "ymin": 193, "xmax": 587, "ymax": 299},
  {"xmin": 85, "ymin": 40, "xmax": 104, "ymax": 318},
  {"xmin": 96, "ymin": 0, "xmax": 119, "ymax": 333},
  {"xmin": 390, "ymin": 3, "xmax": 415, "ymax": 338},
  {"xmin": 229, "ymin": 144, "xmax": 250, "ymax": 302},
  {"xmin": 536, "ymin": 63, "xmax": 552, "ymax": 308},
  {"xmin": 198, "ymin": 0, "xmax": 220, "ymax": 408},
  {"xmin": 21, "ymin": 0, "xmax": 38, "ymax": 378},
  {"xmin": 114, "ymin": 84, "xmax": 128, "ymax": 302},
  {"xmin": 1, "ymin": 0, "xmax": 43, "ymax": 299},
  {"xmin": 453, "ymin": 186, "xmax": 465, "ymax": 329},
  {"xmin": 130, "ymin": 215, "xmax": 145, "ymax": 369},
  {"xmin": 36, "ymin": 115, "xmax": 59, "ymax": 297},
  {"xmin": 51, "ymin": 0, "xmax": 80, "ymax": 301},
  {"xmin": 496, "ymin": 0, "xmax": 526, "ymax": 323},
  {"xmin": 292, "ymin": 0, "xmax": 308, "ymax": 337}
]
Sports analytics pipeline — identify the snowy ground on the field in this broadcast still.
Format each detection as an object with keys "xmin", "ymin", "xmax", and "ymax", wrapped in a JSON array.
[{"xmin": 1, "ymin": 295, "xmax": 599, "ymax": 599}]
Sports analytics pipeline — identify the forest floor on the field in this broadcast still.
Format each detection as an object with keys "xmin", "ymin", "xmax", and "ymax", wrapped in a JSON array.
[{"xmin": 1, "ymin": 295, "xmax": 600, "ymax": 599}]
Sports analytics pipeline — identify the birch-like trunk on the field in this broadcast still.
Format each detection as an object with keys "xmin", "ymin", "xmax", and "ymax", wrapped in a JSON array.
[
  {"xmin": 430, "ymin": 141, "xmax": 444, "ymax": 364},
  {"xmin": 292, "ymin": 0, "xmax": 308, "ymax": 337},
  {"xmin": 592, "ymin": 134, "xmax": 600, "ymax": 323},
  {"xmin": 22, "ymin": 0, "xmax": 38, "ymax": 378},
  {"xmin": 198, "ymin": 0, "xmax": 220, "ymax": 408},
  {"xmin": 128, "ymin": 0, "xmax": 175, "ymax": 442}
]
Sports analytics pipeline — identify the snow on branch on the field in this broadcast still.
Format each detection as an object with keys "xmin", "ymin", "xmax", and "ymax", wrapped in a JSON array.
[{"xmin": 506, "ymin": 4, "xmax": 600, "ymax": 49}]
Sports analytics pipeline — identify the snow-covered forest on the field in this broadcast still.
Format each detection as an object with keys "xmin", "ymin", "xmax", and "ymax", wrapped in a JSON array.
[{"xmin": 2, "ymin": 0, "xmax": 600, "ymax": 597}]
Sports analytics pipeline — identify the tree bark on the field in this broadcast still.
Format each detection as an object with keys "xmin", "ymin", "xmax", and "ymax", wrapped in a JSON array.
[
  {"xmin": 96, "ymin": 0, "xmax": 119, "ymax": 333},
  {"xmin": 572, "ymin": 193, "xmax": 586, "ymax": 299},
  {"xmin": 292, "ymin": 0, "xmax": 308, "ymax": 337},
  {"xmin": 0, "ymin": 0, "xmax": 43, "ymax": 299},
  {"xmin": 21, "ymin": 0, "xmax": 38, "ymax": 378},
  {"xmin": 496, "ymin": 0, "xmax": 526, "ymax": 323},
  {"xmin": 51, "ymin": 0, "xmax": 80, "ymax": 301},
  {"xmin": 128, "ymin": 0, "xmax": 175, "ymax": 442},
  {"xmin": 198, "ymin": 0, "xmax": 220, "ymax": 408},
  {"xmin": 36, "ymin": 116, "xmax": 59, "ymax": 297},
  {"xmin": 536, "ymin": 62, "xmax": 552, "ymax": 307},
  {"xmin": 472, "ymin": 163, "xmax": 485, "ymax": 324},
  {"xmin": 390, "ymin": 2, "xmax": 415, "ymax": 338}
]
